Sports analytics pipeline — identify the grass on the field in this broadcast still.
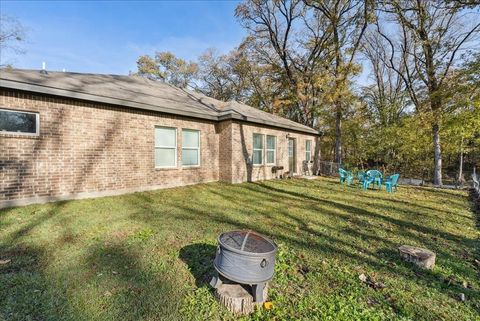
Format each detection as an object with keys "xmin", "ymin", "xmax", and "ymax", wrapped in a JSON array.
[{"xmin": 0, "ymin": 177, "xmax": 479, "ymax": 321}]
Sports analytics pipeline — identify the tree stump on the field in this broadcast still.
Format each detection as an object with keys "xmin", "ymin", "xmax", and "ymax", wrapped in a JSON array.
[
  {"xmin": 215, "ymin": 282, "xmax": 269, "ymax": 315},
  {"xmin": 398, "ymin": 245, "xmax": 436, "ymax": 269}
]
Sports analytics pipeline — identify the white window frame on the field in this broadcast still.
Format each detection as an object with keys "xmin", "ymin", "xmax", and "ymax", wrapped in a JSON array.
[
  {"xmin": 182, "ymin": 129, "xmax": 201, "ymax": 167},
  {"xmin": 252, "ymin": 133, "xmax": 264, "ymax": 166},
  {"xmin": 0, "ymin": 108, "xmax": 40, "ymax": 136},
  {"xmin": 154, "ymin": 126, "xmax": 177, "ymax": 169},
  {"xmin": 266, "ymin": 135, "xmax": 276, "ymax": 166},
  {"xmin": 305, "ymin": 140, "xmax": 312, "ymax": 162}
]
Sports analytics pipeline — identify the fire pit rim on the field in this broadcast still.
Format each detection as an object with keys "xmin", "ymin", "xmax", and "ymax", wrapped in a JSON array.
[{"xmin": 217, "ymin": 230, "xmax": 277, "ymax": 258}]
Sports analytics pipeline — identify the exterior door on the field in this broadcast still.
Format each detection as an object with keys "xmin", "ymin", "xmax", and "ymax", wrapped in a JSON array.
[{"xmin": 288, "ymin": 138, "xmax": 296, "ymax": 174}]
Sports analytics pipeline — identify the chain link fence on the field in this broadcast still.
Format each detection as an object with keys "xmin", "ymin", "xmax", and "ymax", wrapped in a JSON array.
[{"xmin": 317, "ymin": 161, "xmax": 341, "ymax": 177}]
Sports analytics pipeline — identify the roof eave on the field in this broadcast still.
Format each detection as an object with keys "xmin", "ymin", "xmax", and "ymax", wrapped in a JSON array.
[
  {"xmin": 218, "ymin": 112, "xmax": 320, "ymax": 136},
  {"xmin": 1, "ymin": 78, "xmax": 320, "ymax": 136},
  {"xmin": 0, "ymin": 79, "xmax": 218, "ymax": 121}
]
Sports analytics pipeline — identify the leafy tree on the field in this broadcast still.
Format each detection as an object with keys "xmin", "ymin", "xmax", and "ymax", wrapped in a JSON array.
[
  {"xmin": 375, "ymin": 1, "xmax": 480, "ymax": 185},
  {"xmin": 442, "ymin": 52, "xmax": 480, "ymax": 183},
  {"xmin": 304, "ymin": 0, "xmax": 372, "ymax": 164},
  {"xmin": 235, "ymin": 0, "xmax": 334, "ymax": 127},
  {"xmin": 136, "ymin": 52, "xmax": 198, "ymax": 89}
]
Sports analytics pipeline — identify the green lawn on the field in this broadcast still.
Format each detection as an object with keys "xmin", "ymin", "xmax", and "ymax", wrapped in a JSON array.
[{"xmin": 1, "ymin": 177, "xmax": 479, "ymax": 321}]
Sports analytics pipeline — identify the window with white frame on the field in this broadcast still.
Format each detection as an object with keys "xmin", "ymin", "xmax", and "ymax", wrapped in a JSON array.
[
  {"xmin": 182, "ymin": 129, "xmax": 200, "ymax": 166},
  {"xmin": 154, "ymin": 126, "xmax": 177, "ymax": 168},
  {"xmin": 266, "ymin": 135, "xmax": 276, "ymax": 165},
  {"xmin": 0, "ymin": 108, "xmax": 39, "ymax": 135},
  {"xmin": 305, "ymin": 140, "xmax": 312, "ymax": 162},
  {"xmin": 252, "ymin": 133, "xmax": 264, "ymax": 165}
]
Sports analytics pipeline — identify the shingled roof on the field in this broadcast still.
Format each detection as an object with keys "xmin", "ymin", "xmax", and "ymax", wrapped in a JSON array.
[{"xmin": 0, "ymin": 69, "xmax": 319, "ymax": 135}]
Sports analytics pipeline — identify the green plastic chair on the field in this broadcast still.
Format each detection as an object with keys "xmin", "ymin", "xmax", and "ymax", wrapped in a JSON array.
[
  {"xmin": 364, "ymin": 170, "xmax": 383, "ymax": 190},
  {"xmin": 338, "ymin": 168, "xmax": 354, "ymax": 185},
  {"xmin": 384, "ymin": 174, "xmax": 400, "ymax": 193}
]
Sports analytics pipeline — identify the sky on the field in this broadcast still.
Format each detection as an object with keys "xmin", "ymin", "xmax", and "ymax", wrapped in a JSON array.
[{"xmin": 0, "ymin": 1, "xmax": 245, "ymax": 75}]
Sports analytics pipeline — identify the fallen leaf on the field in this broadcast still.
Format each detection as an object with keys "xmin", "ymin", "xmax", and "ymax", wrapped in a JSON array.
[
  {"xmin": 359, "ymin": 273, "xmax": 367, "ymax": 282},
  {"xmin": 0, "ymin": 259, "xmax": 11, "ymax": 265}
]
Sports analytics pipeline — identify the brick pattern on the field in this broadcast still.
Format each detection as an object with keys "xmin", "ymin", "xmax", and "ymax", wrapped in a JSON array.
[
  {"xmin": 0, "ymin": 89, "xmax": 318, "ymax": 206},
  {"xmin": 227, "ymin": 122, "xmax": 316, "ymax": 183}
]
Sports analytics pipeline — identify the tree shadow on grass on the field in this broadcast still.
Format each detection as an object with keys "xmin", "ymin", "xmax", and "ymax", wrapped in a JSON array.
[
  {"xmin": 123, "ymin": 180, "xmax": 480, "ymax": 317},
  {"xmin": 83, "ymin": 242, "xmax": 183, "ymax": 321},
  {"xmin": 0, "ymin": 244, "xmax": 74, "ymax": 321},
  {"xmin": 179, "ymin": 243, "xmax": 217, "ymax": 288}
]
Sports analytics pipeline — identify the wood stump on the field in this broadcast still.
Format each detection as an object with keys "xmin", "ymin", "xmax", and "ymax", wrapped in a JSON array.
[
  {"xmin": 398, "ymin": 245, "xmax": 436, "ymax": 269},
  {"xmin": 214, "ymin": 282, "xmax": 269, "ymax": 315}
]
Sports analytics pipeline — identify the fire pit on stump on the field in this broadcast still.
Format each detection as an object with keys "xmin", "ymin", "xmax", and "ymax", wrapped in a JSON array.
[{"xmin": 210, "ymin": 230, "xmax": 277, "ymax": 304}]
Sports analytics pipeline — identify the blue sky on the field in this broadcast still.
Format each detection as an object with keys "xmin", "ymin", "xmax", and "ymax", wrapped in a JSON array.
[{"xmin": 0, "ymin": 1, "xmax": 245, "ymax": 74}]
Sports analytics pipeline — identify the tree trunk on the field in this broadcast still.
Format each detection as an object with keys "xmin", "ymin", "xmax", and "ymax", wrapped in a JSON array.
[
  {"xmin": 334, "ymin": 108, "xmax": 342, "ymax": 164},
  {"xmin": 458, "ymin": 136, "xmax": 464, "ymax": 186},
  {"xmin": 432, "ymin": 122, "xmax": 442, "ymax": 186}
]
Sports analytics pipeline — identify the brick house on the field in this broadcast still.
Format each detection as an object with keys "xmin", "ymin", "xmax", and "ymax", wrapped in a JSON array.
[{"xmin": 0, "ymin": 69, "xmax": 320, "ymax": 208}]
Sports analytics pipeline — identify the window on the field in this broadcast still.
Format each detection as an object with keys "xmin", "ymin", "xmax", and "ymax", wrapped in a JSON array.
[
  {"xmin": 266, "ymin": 135, "xmax": 276, "ymax": 165},
  {"xmin": 155, "ymin": 127, "xmax": 177, "ymax": 168},
  {"xmin": 305, "ymin": 140, "xmax": 312, "ymax": 162},
  {"xmin": 0, "ymin": 108, "xmax": 39, "ymax": 135},
  {"xmin": 182, "ymin": 129, "xmax": 200, "ymax": 166},
  {"xmin": 253, "ymin": 133, "xmax": 264, "ymax": 165}
]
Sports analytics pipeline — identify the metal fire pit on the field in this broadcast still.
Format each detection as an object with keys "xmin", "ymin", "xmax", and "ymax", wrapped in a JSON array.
[{"xmin": 210, "ymin": 230, "xmax": 277, "ymax": 302}]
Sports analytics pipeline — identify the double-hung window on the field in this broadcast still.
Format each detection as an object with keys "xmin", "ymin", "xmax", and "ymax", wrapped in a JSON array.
[
  {"xmin": 0, "ymin": 108, "xmax": 39, "ymax": 135},
  {"xmin": 182, "ymin": 129, "xmax": 200, "ymax": 166},
  {"xmin": 266, "ymin": 135, "xmax": 276, "ymax": 165},
  {"xmin": 305, "ymin": 140, "xmax": 312, "ymax": 162},
  {"xmin": 155, "ymin": 127, "xmax": 177, "ymax": 168},
  {"xmin": 252, "ymin": 133, "xmax": 264, "ymax": 165}
]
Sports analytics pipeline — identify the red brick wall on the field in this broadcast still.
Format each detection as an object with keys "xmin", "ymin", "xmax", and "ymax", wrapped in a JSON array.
[{"xmin": 0, "ymin": 89, "xmax": 318, "ymax": 207}]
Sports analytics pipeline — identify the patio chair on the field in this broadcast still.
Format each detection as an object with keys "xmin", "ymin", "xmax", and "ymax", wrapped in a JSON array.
[
  {"xmin": 338, "ymin": 168, "xmax": 354, "ymax": 185},
  {"xmin": 357, "ymin": 171, "xmax": 366, "ymax": 189},
  {"xmin": 364, "ymin": 170, "xmax": 383, "ymax": 190},
  {"xmin": 384, "ymin": 173, "xmax": 400, "ymax": 193}
]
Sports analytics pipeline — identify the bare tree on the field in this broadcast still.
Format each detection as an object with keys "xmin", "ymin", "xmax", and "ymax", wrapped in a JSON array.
[
  {"xmin": 361, "ymin": 30, "xmax": 409, "ymax": 126},
  {"xmin": 0, "ymin": 15, "xmax": 26, "ymax": 67},
  {"xmin": 375, "ymin": 1, "xmax": 480, "ymax": 185}
]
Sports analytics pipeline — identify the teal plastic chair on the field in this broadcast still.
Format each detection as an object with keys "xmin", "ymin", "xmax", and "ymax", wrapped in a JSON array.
[
  {"xmin": 338, "ymin": 168, "xmax": 354, "ymax": 185},
  {"xmin": 364, "ymin": 170, "xmax": 383, "ymax": 190},
  {"xmin": 384, "ymin": 174, "xmax": 400, "ymax": 193},
  {"xmin": 357, "ymin": 171, "xmax": 366, "ymax": 189}
]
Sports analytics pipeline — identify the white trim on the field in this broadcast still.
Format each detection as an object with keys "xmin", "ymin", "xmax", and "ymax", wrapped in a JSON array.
[
  {"xmin": 252, "ymin": 133, "xmax": 264, "ymax": 165},
  {"xmin": 305, "ymin": 139, "xmax": 312, "ymax": 162},
  {"xmin": 154, "ymin": 126, "xmax": 177, "ymax": 169},
  {"xmin": 181, "ymin": 128, "xmax": 201, "ymax": 167},
  {"xmin": 266, "ymin": 135, "xmax": 276, "ymax": 166},
  {"xmin": 0, "ymin": 108, "xmax": 40, "ymax": 136}
]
